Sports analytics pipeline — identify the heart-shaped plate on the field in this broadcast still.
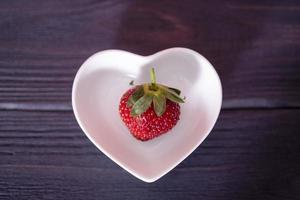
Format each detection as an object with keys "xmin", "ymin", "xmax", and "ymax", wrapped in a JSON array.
[{"xmin": 72, "ymin": 48, "xmax": 222, "ymax": 182}]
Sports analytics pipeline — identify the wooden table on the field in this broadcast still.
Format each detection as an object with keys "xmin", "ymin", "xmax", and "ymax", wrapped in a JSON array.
[{"xmin": 0, "ymin": 0, "xmax": 299, "ymax": 199}]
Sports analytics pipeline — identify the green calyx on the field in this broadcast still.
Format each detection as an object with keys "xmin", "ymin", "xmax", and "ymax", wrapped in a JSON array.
[{"xmin": 127, "ymin": 68, "xmax": 185, "ymax": 117}]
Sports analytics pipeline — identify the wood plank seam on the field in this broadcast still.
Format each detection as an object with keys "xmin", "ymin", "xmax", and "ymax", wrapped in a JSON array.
[{"xmin": 0, "ymin": 100, "xmax": 300, "ymax": 112}]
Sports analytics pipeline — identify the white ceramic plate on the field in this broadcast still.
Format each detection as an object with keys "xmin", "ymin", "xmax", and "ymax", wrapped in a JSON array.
[{"xmin": 72, "ymin": 48, "xmax": 222, "ymax": 182}]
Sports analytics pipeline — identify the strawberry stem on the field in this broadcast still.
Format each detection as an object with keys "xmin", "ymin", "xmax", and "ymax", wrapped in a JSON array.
[
  {"xmin": 150, "ymin": 68, "xmax": 156, "ymax": 84},
  {"xmin": 150, "ymin": 68, "xmax": 158, "ymax": 91}
]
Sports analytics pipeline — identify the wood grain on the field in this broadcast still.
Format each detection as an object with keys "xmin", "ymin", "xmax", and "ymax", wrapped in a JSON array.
[
  {"xmin": 0, "ymin": 109, "xmax": 299, "ymax": 199},
  {"xmin": 0, "ymin": 0, "xmax": 299, "ymax": 199},
  {"xmin": 0, "ymin": 0, "xmax": 300, "ymax": 109}
]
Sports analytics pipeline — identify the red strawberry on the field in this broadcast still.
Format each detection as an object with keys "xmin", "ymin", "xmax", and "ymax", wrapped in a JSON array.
[{"xmin": 119, "ymin": 68, "xmax": 185, "ymax": 141}]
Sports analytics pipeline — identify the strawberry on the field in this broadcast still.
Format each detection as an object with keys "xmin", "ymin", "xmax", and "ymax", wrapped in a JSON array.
[{"xmin": 119, "ymin": 68, "xmax": 185, "ymax": 141}]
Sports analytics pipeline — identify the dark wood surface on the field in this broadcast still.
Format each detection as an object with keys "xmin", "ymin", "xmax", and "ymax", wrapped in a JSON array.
[{"xmin": 0, "ymin": 0, "xmax": 299, "ymax": 199}]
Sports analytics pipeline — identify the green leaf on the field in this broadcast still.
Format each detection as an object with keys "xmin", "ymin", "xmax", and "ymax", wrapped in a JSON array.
[
  {"xmin": 153, "ymin": 95, "xmax": 166, "ymax": 116},
  {"xmin": 164, "ymin": 87, "xmax": 185, "ymax": 103},
  {"xmin": 131, "ymin": 94, "xmax": 153, "ymax": 116},
  {"xmin": 168, "ymin": 87, "xmax": 181, "ymax": 95},
  {"xmin": 165, "ymin": 92, "xmax": 184, "ymax": 103},
  {"xmin": 127, "ymin": 86, "xmax": 144, "ymax": 107}
]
